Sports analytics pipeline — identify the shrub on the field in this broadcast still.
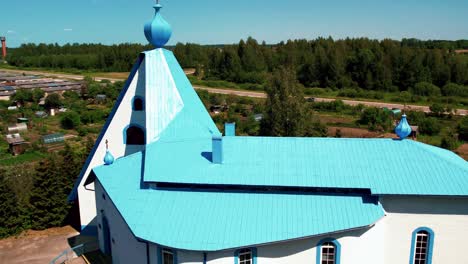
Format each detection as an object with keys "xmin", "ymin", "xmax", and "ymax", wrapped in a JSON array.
[
  {"xmin": 60, "ymin": 111, "xmax": 81, "ymax": 129},
  {"xmin": 411, "ymin": 82, "xmax": 441, "ymax": 97},
  {"xmin": 458, "ymin": 116, "xmax": 468, "ymax": 141},
  {"xmin": 429, "ymin": 103, "xmax": 445, "ymax": 116},
  {"xmin": 406, "ymin": 111, "xmax": 426, "ymax": 125},
  {"xmin": 442, "ymin": 83, "xmax": 468, "ymax": 97},
  {"xmin": 358, "ymin": 107, "xmax": 392, "ymax": 131},
  {"xmin": 45, "ymin": 93, "xmax": 62, "ymax": 109},
  {"xmin": 77, "ymin": 127, "xmax": 88, "ymax": 137},
  {"xmin": 419, "ymin": 117, "xmax": 442, "ymax": 136},
  {"xmin": 440, "ymin": 134, "xmax": 458, "ymax": 150}
]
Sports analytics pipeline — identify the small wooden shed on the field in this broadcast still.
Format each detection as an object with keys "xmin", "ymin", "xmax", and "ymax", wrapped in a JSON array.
[{"xmin": 5, "ymin": 134, "xmax": 28, "ymax": 156}]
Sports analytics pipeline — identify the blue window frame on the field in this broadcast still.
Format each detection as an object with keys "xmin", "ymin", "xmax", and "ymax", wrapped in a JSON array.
[
  {"xmin": 234, "ymin": 248, "xmax": 257, "ymax": 264},
  {"xmin": 132, "ymin": 96, "xmax": 145, "ymax": 111},
  {"xmin": 409, "ymin": 227, "xmax": 434, "ymax": 264},
  {"xmin": 157, "ymin": 246, "xmax": 177, "ymax": 264},
  {"xmin": 316, "ymin": 238, "xmax": 341, "ymax": 264}
]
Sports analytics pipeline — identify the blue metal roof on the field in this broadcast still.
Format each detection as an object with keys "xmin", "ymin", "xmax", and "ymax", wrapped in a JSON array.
[
  {"xmin": 94, "ymin": 151, "xmax": 384, "ymax": 251},
  {"xmin": 69, "ymin": 49, "xmax": 219, "ymax": 201},
  {"xmin": 143, "ymin": 136, "xmax": 468, "ymax": 196}
]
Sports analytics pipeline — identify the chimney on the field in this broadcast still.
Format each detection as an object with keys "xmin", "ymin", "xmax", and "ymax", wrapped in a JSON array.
[
  {"xmin": 1, "ymin": 37, "xmax": 6, "ymax": 59},
  {"xmin": 225, "ymin": 122, "xmax": 236, "ymax": 136},
  {"xmin": 212, "ymin": 134, "xmax": 223, "ymax": 164}
]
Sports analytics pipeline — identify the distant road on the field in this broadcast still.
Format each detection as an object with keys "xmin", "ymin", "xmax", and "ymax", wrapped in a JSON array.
[
  {"xmin": 194, "ymin": 86, "xmax": 468, "ymax": 116},
  {"xmin": 0, "ymin": 68, "xmax": 123, "ymax": 83},
  {"xmin": 2, "ymin": 68, "xmax": 466, "ymax": 116}
]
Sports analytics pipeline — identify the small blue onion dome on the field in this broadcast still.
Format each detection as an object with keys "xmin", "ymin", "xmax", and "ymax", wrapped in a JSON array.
[
  {"xmin": 144, "ymin": 3, "xmax": 172, "ymax": 48},
  {"xmin": 395, "ymin": 114, "xmax": 412, "ymax": 139},
  {"xmin": 103, "ymin": 150, "xmax": 115, "ymax": 165}
]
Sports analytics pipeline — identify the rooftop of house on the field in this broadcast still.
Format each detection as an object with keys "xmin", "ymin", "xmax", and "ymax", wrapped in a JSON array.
[{"xmin": 5, "ymin": 134, "xmax": 26, "ymax": 145}]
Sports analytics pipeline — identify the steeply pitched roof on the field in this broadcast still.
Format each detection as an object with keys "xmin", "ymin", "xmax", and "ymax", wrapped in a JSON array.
[
  {"xmin": 94, "ymin": 151, "xmax": 384, "ymax": 251},
  {"xmin": 69, "ymin": 49, "xmax": 219, "ymax": 201},
  {"xmin": 145, "ymin": 49, "xmax": 219, "ymax": 142},
  {"xmin": 143, "ymin": 136, "xmax": 468, "ymax": 196}
]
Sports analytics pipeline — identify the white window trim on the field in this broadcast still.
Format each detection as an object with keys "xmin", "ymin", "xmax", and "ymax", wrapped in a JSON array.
[
  {"xmin": 238, "ymin": 249, "xmax": 252, "ymax": 264},
  {"xmin": 320, "ymin": 242, "xmax": 336, "ymax": 264},
  {"xmin": 413, "ymin": 232, "xmax": 429, "ymax": 264}
]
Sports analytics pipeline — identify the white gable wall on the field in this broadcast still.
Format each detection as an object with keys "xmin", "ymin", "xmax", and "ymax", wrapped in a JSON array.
[
  {"xmin": 381, "ymin": 196, "xmax": 468, "ymax": 264},
  {"xmin": 78, "ymin": 59, "xmax": 147, "ymax": 230}
]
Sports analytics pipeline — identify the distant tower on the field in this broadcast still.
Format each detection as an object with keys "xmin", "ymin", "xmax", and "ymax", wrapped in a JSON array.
[{"xmin": 1, "ymin": 37, "xmax": 6, "ymax": 59}]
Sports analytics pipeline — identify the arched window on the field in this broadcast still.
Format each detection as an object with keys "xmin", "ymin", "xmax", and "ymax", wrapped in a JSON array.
[
  {"xmin": 317, "ymin": 239, "xmax": 340, "ymax": 264},
  {"xmin": 133, "ymin": 97, "xmax": 144, "ymax": 111},
  {"xmin": 410, "ymin": 227, "xmax": 434, "ymax": 264},
  {"xmin": 125, "ymin": 125, "xmax": 145, "ymax": 145},
  {"xmin": 235, "ymin": 248, "xmax": 256, "ymax": 264}
]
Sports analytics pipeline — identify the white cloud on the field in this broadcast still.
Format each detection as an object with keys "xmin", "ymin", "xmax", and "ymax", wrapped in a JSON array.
[{"xmin": 64, "ymin": 28, "xmax": 73, "ymax": 32}]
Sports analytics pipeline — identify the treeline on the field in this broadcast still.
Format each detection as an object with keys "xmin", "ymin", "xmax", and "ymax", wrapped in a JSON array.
[
  {"xmin": 174, "ymin": 37, "xmax": 468, "ymax": 96},
  {"xmin": 400, "ymin": 38, "xmax": 468, "ymax": 50},
  {"xmin": 0, "ymin": 144, "xmax": 89, "ymax": 238},
  {"xmin": 7, "ymin": 43, "xmax": 151, "ymax": 72},
  {"xmin": 7, "ymin": 38, "xmax": 468, "ymax": 97}
]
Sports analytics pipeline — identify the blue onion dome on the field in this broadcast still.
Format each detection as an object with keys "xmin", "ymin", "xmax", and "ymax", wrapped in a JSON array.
[
  {"xmin": 395, "ymin": 114, "xmax": 412, "ymax": 140},
  {"xmin": 144, "ymin": 3, "xmax": 172, "ymax": 48},
  {"xmin": 103, "ymin": 150, "xmax": 115, "ymax": 165}
]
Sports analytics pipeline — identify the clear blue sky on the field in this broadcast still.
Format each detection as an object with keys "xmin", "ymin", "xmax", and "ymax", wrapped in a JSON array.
[{"xmin": 1, "ymin": 0, "xmax": 467, "ymax": 47}]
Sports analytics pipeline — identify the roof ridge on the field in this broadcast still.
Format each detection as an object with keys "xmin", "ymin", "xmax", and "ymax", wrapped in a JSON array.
[
  {"xmin": 408, "ymin": 140, "xmax": 468, "ymax": 171},
  {"xmin": 229, "ymin": 136, "xmax": 394, "ymax": 142}
]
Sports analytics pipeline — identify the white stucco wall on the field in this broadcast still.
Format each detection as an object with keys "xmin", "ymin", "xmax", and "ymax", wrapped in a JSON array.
[
  {"xmin": 96, "ymin": 180, "xmax": 148, "ymax": 264},
  {"xmin": 381, "ymin": 196, "xmax": 468, "ymax": 264},
  {"xmin": 204, "ymin": 225, "xmax": 383, "ymax": 264},
  {"xmin": 78, "ymin": 60, "xmax": 147, "ymax": 230},
  {"xmin": 94, "ymin": 189, "xmax": 468, "ymax": 264}
]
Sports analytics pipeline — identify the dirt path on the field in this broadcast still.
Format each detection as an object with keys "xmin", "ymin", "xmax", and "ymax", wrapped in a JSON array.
[
  {"xmin": 0, "ymin": 68, "xmax": 122, "ymax": 83},
  {"xmin": 456, "ymin": 144, "xmax": 468, "ymax": 160},
  {"xmin": 2, "ymin": 68, "xmax": 467, "ymax": 116},
  {"xmin": 0, "ymin": 226, "xmax": 80, "ymax": 264},
  {"xmin": 193, "ymin": 86, "xmax": 467, "ymax": 116}
]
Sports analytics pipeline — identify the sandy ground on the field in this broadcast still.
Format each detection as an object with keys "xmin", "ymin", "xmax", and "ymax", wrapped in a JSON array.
[
  {"xmin": 455, "ymin": 144, "xmax": 468, "ymax": 160},
  {"xmin": 0, "ymin": 226, "xmax": 80, "ymax": 264}
]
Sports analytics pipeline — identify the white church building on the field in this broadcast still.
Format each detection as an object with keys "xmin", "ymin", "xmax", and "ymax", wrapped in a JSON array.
[{"xmin": 69, "ymin": 3, "xmax": 468, "ymax": 264}]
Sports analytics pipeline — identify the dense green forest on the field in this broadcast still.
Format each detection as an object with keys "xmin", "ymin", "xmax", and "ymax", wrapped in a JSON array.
[{"xmin": 7, "ymin": 38, "xmax": 468, "ymax": 97}]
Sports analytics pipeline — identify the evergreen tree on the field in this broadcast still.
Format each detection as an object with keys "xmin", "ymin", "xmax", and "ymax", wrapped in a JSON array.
[
  {"xmin": 29, "ymin": 153, "xmax": 73, "ymax": 230},
  {"xmin": 0, "ymin": 171, "xmax": 24, "ymax": 238}
]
